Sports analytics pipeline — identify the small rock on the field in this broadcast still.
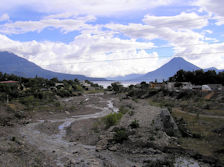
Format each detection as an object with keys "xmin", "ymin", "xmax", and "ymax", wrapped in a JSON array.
[
  {"xmin": 65, "ymin": 111, "xmax": 70, "ymax": 115},
  {"xmin": 108, "ymin": 145, "xmax": 118, "ymax": 151}
]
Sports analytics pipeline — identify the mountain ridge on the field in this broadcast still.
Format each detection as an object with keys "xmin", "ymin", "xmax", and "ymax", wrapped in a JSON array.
[
  {"xmin": 108, "ymin": 57, "xmax": 223, "ymax": 82},
  {"xmin": 0, "ymin": 51, "xmax": 106, "ymax": 81},
  {"xmin": 135, "ymin": 57, "xmax": 200, "ymax": 81}
]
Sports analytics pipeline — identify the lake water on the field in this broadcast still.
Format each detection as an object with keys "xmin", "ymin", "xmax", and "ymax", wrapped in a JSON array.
[{"xmin": 93, "ymin": 81, "xmax": 140, "ymax": 88}]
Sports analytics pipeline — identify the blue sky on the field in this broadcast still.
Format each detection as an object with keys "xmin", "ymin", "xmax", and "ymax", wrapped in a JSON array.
[{"xmin": 0, "ymin": 0, "xmax": 224, "ymax": 77}]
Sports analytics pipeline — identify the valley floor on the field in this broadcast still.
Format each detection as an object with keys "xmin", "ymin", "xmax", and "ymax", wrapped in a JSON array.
[{"xmin": 0, "ymin": 92, "xmax": 223, "ymax": 167}]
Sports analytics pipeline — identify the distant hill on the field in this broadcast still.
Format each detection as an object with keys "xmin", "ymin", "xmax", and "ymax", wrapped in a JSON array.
[
  {"xmin": 108, "ymin": 57, "xmax": 201, "ymax": 82},
  {"xmin": 135, "ymin": 57, "xmax": 200, "ymax": 81},
  {"xmin": 0, "ymin": 51, "xmax": 105, "ymax": 81}
]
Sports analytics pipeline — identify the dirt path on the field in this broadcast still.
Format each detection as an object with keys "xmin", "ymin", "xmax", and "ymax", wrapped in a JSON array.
[{"xmin": 20, "ymin": 94, "xmax": 119, "ymax": 167}]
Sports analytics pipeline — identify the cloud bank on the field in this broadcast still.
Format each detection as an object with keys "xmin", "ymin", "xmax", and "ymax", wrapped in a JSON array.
[{"xmin": 0, "ymin": 0, "xmax": 223, "ymax": 77}]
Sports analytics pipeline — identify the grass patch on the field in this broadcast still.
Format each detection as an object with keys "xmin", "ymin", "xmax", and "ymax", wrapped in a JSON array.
[
  {"xmin": 202, "ymin": 109, "xmax": 224, "ymax": 116},
  {"xmin": 172, "ymin": 109, "xmax": 224, "ymax": 163},
  {"xmin": 103, "ymin": 112, "xmax": 123, "ymax": 129},
  {"xmin": 148, "ymin": 99, "xmax": 161, "ymax": 107},
  {"xmin": 85, "ymin": 89, "xmax": 104, "ymax": 94}
]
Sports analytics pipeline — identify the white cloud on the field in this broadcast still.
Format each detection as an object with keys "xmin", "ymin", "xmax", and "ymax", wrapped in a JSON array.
[
  {"xmin": 196, "ymin": 0, "xmax": 224, "ymax": 17},
  {"xmin": 195, "ymin": 0, "xmax": 224, "ymax": 25},
  {"xmin": 0, "ymin": 13, "xmax": 9, "ymax": 22},
  {"xmin": 105, "ymin": 13, "xmax": 224, "ymax": 70},
  {"xmin": 143, "ymin": 12, "xmax": 208, "ymax": 30},
  {"xmin": 106, "ymin": 23, "xmax": 205, "ymax": 45},
  {"xmin": 0, "ymin": 32, "xmax": 160, "ymax": 77},
  {"xmin": 0, "ymin": 1, "xmax": 223, "ymax": 77},
  {"xmin": 0, "ymin": 15, "xmax": 96, "ymax": 34},
  {"xmin": 0, "ymin": 0, "xmax": 173, "ymax": 16}
]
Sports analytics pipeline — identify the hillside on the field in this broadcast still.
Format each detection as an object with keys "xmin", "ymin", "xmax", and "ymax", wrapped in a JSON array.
[
  {"xmin": 135, "ymin": 57, "xmax": 200, "ymax": 81},
  {"xmin": 0, "ymin": 51, "xmax": 105, "ymax": 81}
]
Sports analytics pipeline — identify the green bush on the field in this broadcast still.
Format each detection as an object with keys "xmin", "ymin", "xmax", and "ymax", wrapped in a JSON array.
[
  {"xmin": 56, "ymin": 89, "xmax": 72, "ymax": 97},
  {"xmin": 19, "ymin": 95, "xmax": 35, "ymax": 105},
  {"xmin": 113, "ymin": 127, "xmax": 129, "ymax": 143},
  {"xmin": 103, "ymin": 112, "xmax": 123, "ymax": 129},
  {"xmin": 129, "ymin": 119, "xmax": 139, "ymax": 129}
]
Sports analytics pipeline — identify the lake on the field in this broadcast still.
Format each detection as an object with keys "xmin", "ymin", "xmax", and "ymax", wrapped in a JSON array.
[{"xmin": 93, "ymin": 81, "xmax": 140, "ymax": 88}]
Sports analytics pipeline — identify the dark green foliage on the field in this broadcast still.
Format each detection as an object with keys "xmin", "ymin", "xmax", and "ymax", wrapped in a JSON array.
[
  {"xmin": 176, "ymin": 91, "xmax": 192, "ymax": 99},
  {"xmin": 113, "ymin": 127, "xmax": 129, "ymax": 143},
  {"xmin": 0, "ymin": 84, "xmax": 19, "ymax": 99},
  {"xmin": 128, "ymin": 110, "xmax": 134, "ymax": 116},
  {"xmin": 140, "ymin": 81, "xmax": 149, "ymax": 89},
  {"xmin": 149, "ymin": 136, "xmax": 155, "ymax": 141},
  {"xmin": 111, "ymin": 82, "xmax": 125, "ymax": 93},
  {"xmin": 0, "ymin": 72, "xmax": 97, "ymax": 103},
  {"xmin": 129, "ymin": 119, "xmax": 139, "ymax": 129},
  {"xmin": 174, "ymin": 82, "xmax": 182, "ymax": 87},
  {"xmin": 144, "ymin": 160, "xmax": 174, "ymax": 167},
  {"xmin": 169, "ymin": 69, "xmax": 224, "ymax": 85},
  {"xmin": 56, "ymin": 89, "xmax": 72, "ymax": 97}
]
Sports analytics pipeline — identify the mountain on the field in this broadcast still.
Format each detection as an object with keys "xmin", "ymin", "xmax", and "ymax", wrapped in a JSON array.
[
  {"xmin": 133, "ymin": 57, "xmax": 200, "ymax": 82},
  {"xmin": 0, "ymin": 51, "xmax": 105, "ymax": 81}
]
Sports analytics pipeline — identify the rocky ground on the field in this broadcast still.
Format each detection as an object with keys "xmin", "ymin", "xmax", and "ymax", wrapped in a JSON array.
[{"xmin": 0, "ymin": 92, "xmax": 223, "ymax": 167}]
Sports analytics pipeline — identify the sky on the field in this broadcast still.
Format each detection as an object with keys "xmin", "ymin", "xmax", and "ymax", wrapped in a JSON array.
[{"xmin": 0, "ymin": 0, "xmax": 224, "ymax": 77}]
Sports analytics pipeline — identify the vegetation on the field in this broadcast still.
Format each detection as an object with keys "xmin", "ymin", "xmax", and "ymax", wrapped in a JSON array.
[
  {"xmin": 169, "ymin": 69, "xmax": 224, "ymax": 85},
  {"xmin": 129, "ymin": 119, "xmax": 139, "ymax": 129},
  {"xmin": 108, "ymin": 82, "xmax": 126, "ymax": 93},
  {"xmin": 103, "ymin": 112, "xmax": 123, "ymax": 129},
  {"xmin": 172, "ymin": 109, "xmax": 224, "ymax": 163},
  {"xmin": 0, "ymin": 72, "xmax": 102, "ymax": 104},
  {"xmin": 113, "ymin": 127, "xmax": 129, "ymax": 143}
]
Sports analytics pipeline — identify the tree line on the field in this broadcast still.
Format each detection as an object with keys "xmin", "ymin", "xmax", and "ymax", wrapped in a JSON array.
[
  {"xmin": 0, "ymin": 72, "xmax": 101, "ymax": 102},
  {"xmin": 169, "ymin": 70, "xmax": 224, "ymax": 85}
]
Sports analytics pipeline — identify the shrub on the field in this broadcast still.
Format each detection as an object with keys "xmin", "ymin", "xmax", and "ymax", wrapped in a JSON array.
[
  {"xmin": 149, "ymin": 136, "xmax": 155, "ymax": 141},
  {"xmin": 129, "ymin": 119, "xmax": 139, "ymax": 129},
  {"xmin": 56, "ymin": 89, "xmax": 72, "ymax": 97},
  {"xmin": 113, "ymin": 127, "xmax": 129, "ymax": 143},
  {"xmin": 103, "ymin": 112, "xmax": 123, "ymax": 129},
  {"xmin": 19, "ymin": 96, "xmax": 35, "ymax": 105}
]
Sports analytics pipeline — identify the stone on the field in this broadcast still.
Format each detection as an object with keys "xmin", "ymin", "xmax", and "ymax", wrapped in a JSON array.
[
  {"xmin": 160, "ymin": 109, "xmax": 180, "ymax": 137},
  {"xmin": 65, "ymin": 111, "xmax": 70, "ymax": 115},
  {"xmin": 108, "ymin": 145, "xmax": 118, "ymax": 151}
]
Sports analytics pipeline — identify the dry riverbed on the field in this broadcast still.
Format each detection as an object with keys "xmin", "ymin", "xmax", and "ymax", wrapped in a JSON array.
[{"xmin": 0, "ymin": 93, "xmax": 221, "ymax": 167}]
